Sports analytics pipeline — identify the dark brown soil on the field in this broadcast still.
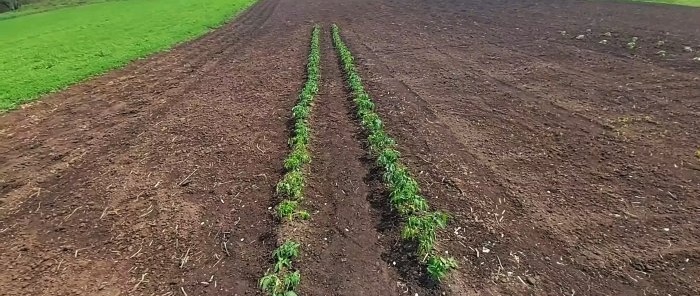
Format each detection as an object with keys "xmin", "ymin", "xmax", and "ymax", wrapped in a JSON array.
[
  {"xmin": 0, "ymin": 0, "xmax": 301, "ymax": 295},
  {"xmin": 1, "ymin": 0, "xmax": 699, "ymax": 295},
  {"xmin": 339, "ymin": 0, "xmax": 700, "ymax": 295}
]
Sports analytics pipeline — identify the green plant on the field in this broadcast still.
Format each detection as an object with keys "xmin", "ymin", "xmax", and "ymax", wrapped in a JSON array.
[
  {"xmin": 276, "ymin": 200, "xmax": 297, "ymax": 219},
  {"xmin": 401, "ymin": 211, "xmax": 449, "ymax": 257},
  {"xmin": 283, "ymin": 270, "xmax": 301, "ymax": 289},
  {"xmin": 259, "ymin": 273, "xmax": 283, "ymax": 296},
  {"xmin": 260, "ymin": 241, "xmax": 303, "ymax": 296},
  {"xmin": 390, "ymin": 189, "xmax": 428, "ymax": 216},
  {"xmin": 290, "ymin": 121, "xmax": 311, "ymax": 147},
  {"xmin": 283, "ymin": 146, "xmax": 311, "ymax": 171},
  {"xmin": 276, "ymin": 170, "xmax": 305, "ymax": 200},
  {"xmin": 276, "ymin": 200, "xmax": 310, "ymax": 221},
  {"xmin": 0, "ymin": 0, "xmax": 257, "ymax": 111},
  {"xmin": 427, "ymin": 255, "xmax": 458, "ymax": 282},
  {"xmin": 292, "ymin": 104, "xmax": 311, "ymax": 121},
  {"xmin": 361, "ymin": 112, "xmax": 384, "ymax": 131},
  {"xmin": 273, "ymin": 241, "xmax": 300, "ymax": 270},
  {"xmin": 377, "ymin": 148, "xmax": 400, "ymax": 167},
  {"xmin": 260, "ymin": 273, "xmax": 300, "ymax": 296},
  {"xmin": 368, "ymin": 131, "xmax": 395, "ymax": 153}
]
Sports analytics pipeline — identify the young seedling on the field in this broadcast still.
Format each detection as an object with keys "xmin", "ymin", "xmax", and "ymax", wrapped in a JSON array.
[
  {"xmin": 284, "ymin": 148, "xmax": 311, "ymax": 171},
  {"xmin": 260, "ymin": 241, "xmax": 303, "ymax": 296},
  {"xmin": 276, "ymin": 170, "xmax": 305, "ymax": 200},
  {"xmin": 276, "ymin": 200, "xmax": 310, "ymax": 221},
  {"xmin": 273, "ymin": 241, "xmax": 300, "ymax": 270},
  {"xmin": 427, "ymin": 255, "xmax": 458, "ymax": 282},
  {"xmin": 401, "ymin": 211, "xmax": 449, "ymax": 257}
]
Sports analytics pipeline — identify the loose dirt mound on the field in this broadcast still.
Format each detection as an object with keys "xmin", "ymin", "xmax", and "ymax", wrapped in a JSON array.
[{"xmin": 1, "ymin": 0, "xmax": 699, "ymax": 295}]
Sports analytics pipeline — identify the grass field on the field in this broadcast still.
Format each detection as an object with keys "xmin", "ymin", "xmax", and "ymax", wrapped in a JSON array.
[
  {"xmin": 629, "ymin": 0, "xmax": 700, "ymax": 6},
  {"xmin": 0, "ymin": 0, "xmax": 256, "ymax": 111}
]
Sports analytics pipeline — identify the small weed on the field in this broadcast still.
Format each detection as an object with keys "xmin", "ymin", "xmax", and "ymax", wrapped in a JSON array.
[
  {"xmin": 695, "ymin": 149, "xmax": 700, "ymax": 160},
  {"xmin": 613, "ymin": 115, "xmax": 654, "ymax": 126}
]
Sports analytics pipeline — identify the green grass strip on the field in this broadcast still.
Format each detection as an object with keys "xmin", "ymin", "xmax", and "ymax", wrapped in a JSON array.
[
  {"xmin": 331, "ymin": 24, "xmax": 457, "ymax": 282},
  {"xmin": 274, "ymin": 25, "xmax": 321, "ymax": 221},
  {"xmin": 624, "ymin": 0, "xmax": 700, "ymax": 7},
  {"xmin": 0, "ymin": 0, "xmax": 256, "ymax": 111}
]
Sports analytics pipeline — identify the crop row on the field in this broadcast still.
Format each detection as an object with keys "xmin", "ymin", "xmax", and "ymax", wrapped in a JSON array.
[
  {"xmin": 260, "ymin": 25, "xmax": 321, "ymax": 296},
  {"xmin": 331, "ymin": 24, "xmax": 457, "ymax": 281},
  {"xmin": 275, "ymin": 24, "xmax": 321, "ymax": 221}
]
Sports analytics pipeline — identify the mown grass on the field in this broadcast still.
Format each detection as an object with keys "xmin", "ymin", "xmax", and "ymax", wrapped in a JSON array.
[
  {"xmin": 0, "ymin": 0, "xmax": 256, "ymax": 111},
  {"xmin": 627, "ymin": 0, "xmax": 700, "ymax": 6}
]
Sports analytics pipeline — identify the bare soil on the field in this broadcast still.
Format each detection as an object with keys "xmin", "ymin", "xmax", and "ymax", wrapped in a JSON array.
[{"xmin": 1, "ymin": 0, "xmax": 699, "ymax": 295}]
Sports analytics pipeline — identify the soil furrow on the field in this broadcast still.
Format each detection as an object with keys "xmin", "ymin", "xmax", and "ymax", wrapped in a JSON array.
[{"xmin": 294, "ymin": 28, "xmax": 402, "ymax": 296}]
